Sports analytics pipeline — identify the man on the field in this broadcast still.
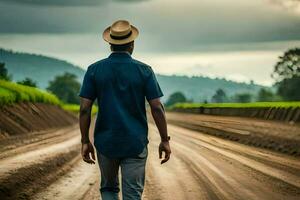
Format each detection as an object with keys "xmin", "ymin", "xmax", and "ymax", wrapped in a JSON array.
[{"xmin": 79, "ymin": 20, "xmax": 171, "ymax": 200}]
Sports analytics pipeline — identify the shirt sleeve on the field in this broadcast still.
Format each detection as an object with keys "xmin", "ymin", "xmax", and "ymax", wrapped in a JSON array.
[
  {"xmin": 144, "ymin": 67, "xmax": 164, "ymax": 101},
  {"xmin": 79, "ymin": 66, "xmax": 97, "ymax": 101}
]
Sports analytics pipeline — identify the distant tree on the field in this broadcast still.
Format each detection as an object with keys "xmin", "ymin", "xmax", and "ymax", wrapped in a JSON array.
[
  {"xmin": 232, "ymin": 93, "xmax": 252, "ymax": 103},
  {"xmin": 272, "ymin": 48, "xmax": 300, "ymax": 81},
  {"xmin": 257, "ymin": 88, "xmax": 275, "ymax": 102},
  {"xmin": 0, "ymin": 62, "xmax": 11, "ymax": 81},
  {"xmin": 17, "ymin": 77, "xmax": 37, "ymax": 87},
  {"xmin": 272, "ymin": 48, "xmax": 300, "ymax": 101},
  {"xmin": 47, "ymin": 72, "xmax": 81, "ymax": 104},
  {"xmin": 165, "ymin": 91, "xmax": 187, "ymax": 106},
  {"xmin": 276, "ymin": 76, "xmax": 300, "ymax": 101},
  {"xmin": 211, "ymin": 88, "xmax": 228, "ymax": 103}
]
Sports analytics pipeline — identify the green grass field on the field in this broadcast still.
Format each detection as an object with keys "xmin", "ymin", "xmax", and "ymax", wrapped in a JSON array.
[
  {"xmin": 62, "ymin": 104, "xmax": 98, "ymax": 115},
  {"xmin": 171, "ymin": 101, "xmax": 300, "ymax": 109},
  {"xmin": 0, "ymin": 80, "xmax": 60, "ymax": 106},
  {"xmin": 0, "ymin": 80, "xmax": 98, "ymax": 115}
]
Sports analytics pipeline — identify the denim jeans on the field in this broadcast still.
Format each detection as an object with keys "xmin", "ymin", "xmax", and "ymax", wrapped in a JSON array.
[{"xmin": 96, "ymin": 145, "xmax": 148, "ymax": 200}]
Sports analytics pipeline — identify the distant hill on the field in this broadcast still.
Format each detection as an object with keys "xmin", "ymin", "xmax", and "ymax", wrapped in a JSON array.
[
  {"xmin": 0, "ymin": 48, "xmax": 85, "ymax": 89},
  {"xmin": 0, "ymin": 48, "xmax": 268, "ymax": 102},
  {"xmin": 157, "ymin": 75, "xmax": 267, "ymax": 102}
]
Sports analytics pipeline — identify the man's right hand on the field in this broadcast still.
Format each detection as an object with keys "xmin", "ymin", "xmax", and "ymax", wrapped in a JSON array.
[
  {"xmin": 159, "ymin": 141, "xmax": 171, "ymax": 164},
  {"xmin": 81, "ymin": 142, "xmax": 96, "ymax": 164}
]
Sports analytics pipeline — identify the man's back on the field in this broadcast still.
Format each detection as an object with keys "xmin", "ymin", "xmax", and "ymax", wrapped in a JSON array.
[
  {"xmin": 79, "ymin": 20, "xmax": 171, "ymax": 200},
  {"xmin": 79, "ymin": 52, "xmax": 163, "ymax": 158}
]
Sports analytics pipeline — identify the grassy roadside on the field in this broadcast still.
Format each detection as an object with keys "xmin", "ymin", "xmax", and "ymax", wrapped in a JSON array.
[
  {"xmin": 0, "ymin": 80, "xmax": 98, "ymax": 115},
  {"xmin": 62, "ymin": 104, "xmax": 98, "ymax": 115},
  {"xmin": 0, "ymin": 80, "xmax": 60, "ymax": 106},
  {"xmin": 171, "ymin": 101, "xmax": 300, "ymax": 109}
]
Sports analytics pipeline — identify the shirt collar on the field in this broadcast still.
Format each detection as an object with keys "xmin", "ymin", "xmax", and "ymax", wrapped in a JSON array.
[{"xmin": 109, "ymin": 51, "xmax": 132, "ymax": 58}]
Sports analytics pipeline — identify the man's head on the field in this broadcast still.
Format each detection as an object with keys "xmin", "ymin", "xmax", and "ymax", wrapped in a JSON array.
[
  {"xmin": 103, "ymin": 20, "xmax": 138, "ymax": 54},
  {"xmin": 110, "ymin": 41, "xmax": 134, "ymax": 54}
]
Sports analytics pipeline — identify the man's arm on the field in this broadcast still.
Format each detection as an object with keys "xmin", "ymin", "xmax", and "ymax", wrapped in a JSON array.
[
  {"xmin": 148, "ymin": 98, "xmax": 171, "ymax": 164},
  {"xmin": 79, "ymin": 97, "xmax": 96, "ymax": 164}
]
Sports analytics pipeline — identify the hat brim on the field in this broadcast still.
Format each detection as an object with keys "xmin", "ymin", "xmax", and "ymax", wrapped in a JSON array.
[{"xmin": 102, "ymin": 25, "xmax": 139, "ymax": 45}]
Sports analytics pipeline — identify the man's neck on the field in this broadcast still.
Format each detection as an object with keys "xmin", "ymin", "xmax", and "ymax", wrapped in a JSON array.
[{"xmin": 111, "ymin": 51, "xmax": 131, "ymax": 55}]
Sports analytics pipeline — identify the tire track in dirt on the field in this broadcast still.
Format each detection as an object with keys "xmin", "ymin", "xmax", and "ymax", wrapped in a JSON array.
[
  {"xmin": 0, "ymin": 148, "xmax": 80, "ymax": 199},
  {"xmin": 0, "ymin": 125, "xmax": 78, "ymax": 159},
  {"xmin": 0, "ymin": 135, "xmax": 80, "ymax": 180},
  {"xmin": 143, "ymin": 135, "xmax": 211, "ymax": 200},
  {"xmin": 0, "ymin": 127, "xmax": 82, "ymax": 199},
  {"xmin": 167, "ymin": 125, "xmax": 300, "ymax": 190},
  {"xmin": 122, "ymin": 123, "xmax": 299, "ymax": 200},
  {"xmin": 145, "ymin": 125, "xmax": 254, "ymax": 200},
  {"xmin": 166, "ymin": 112, "xmax": 300, "ymax": 156},
  {"xmin": 32, "ymin": 158, "xmax": 99, "ymax": 200},
  {"xmin": 164, "ymin": 124, "xmax": 299, "ymax": 199}
]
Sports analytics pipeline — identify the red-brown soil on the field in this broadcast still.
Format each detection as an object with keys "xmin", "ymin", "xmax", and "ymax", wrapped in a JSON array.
[
  {"xmin": 165, "ymin": 112, "xmax": 300, "ymax": 156},
  {"xmin": 0, "ymin": 102, "xmax": 77, "ymax": 138},
  {"xmin": 0, "ymin": 112, "xmax": 300, "ymax": 199}
]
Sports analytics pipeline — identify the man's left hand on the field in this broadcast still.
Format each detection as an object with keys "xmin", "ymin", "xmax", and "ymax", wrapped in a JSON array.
[
  {"xmin": 159, "ymin": 141, "xmax": 171, "ymax": 164},
  {"xmin": 81, "ymin": 142, "xmax": 96, "ymax": 164}
]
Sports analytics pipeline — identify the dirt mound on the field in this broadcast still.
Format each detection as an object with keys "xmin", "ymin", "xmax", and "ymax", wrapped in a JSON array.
[
  {"xmin": 0, "ymin": 149, "xmax": 80, "ymax": 200},
  {"xmin": 165, "ymin": 112, "xmax": 300, "ymax": 156},
  {"xmin": 172, "ymin": 106, "xmax": 300, "ymax": 123},
  {"xmin": 0, "ymin": 102, "xmax": 77, "ymax": 138}
]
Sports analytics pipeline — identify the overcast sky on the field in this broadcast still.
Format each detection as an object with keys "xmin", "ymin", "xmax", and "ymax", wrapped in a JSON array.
[{"xmin": 0, "ymin": 0, "xmax": 300, "ymax": 86}]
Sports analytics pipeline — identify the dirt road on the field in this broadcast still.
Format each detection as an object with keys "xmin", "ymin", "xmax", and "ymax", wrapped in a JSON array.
[{"xmin": 1, "ymin": 119, "xmax": 300, "ymax": 199}]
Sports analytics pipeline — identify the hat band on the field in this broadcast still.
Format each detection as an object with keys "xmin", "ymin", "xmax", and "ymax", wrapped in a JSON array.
[{"xmin": 110, "ymin": 31, "xmax": 132, "ymax": 40}]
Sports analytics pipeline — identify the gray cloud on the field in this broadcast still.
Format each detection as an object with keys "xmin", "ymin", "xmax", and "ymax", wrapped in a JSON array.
[
  {"xmin": 267, "ymin": 0, "xmax": 300, "ymax": 14},
  {"xmin": 0, "ymin": 0, "xmax": 103, "ymax": 6},
  {"xmin": 0, "ymin": 0, "xmax": 146, "ymax": 6},
  {"xmin": 268, "ymin": 0, "xmax": 300, "ymax": 7},
  {"xmin": 0, "ymin": 0, "xmax": 299, "ymax": 53}
]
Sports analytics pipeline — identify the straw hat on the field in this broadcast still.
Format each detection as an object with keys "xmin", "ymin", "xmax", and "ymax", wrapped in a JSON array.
[{"xmin": 103, "ymin": 20, "xmax": 139, "ymax": 45}]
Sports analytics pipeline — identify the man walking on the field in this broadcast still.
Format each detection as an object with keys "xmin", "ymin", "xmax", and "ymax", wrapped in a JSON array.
[{"xmin": 79, "ymin": 20, "xmax": 171, "ymax": 200}]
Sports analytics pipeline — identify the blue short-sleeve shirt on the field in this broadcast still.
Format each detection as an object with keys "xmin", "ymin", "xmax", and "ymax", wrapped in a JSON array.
[{"xmin": 79, "ymin": 52, "xmax": 163, "ymax": 158}]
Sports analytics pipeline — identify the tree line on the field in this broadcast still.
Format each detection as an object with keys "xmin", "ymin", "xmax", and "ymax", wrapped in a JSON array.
[
  {"xmin": 1, "ymin": 48, "xmax": 299, "ymax": 106},
  {"xmin": 166, "ymin": 48, "xmax": 300, "ymax": 106}
]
